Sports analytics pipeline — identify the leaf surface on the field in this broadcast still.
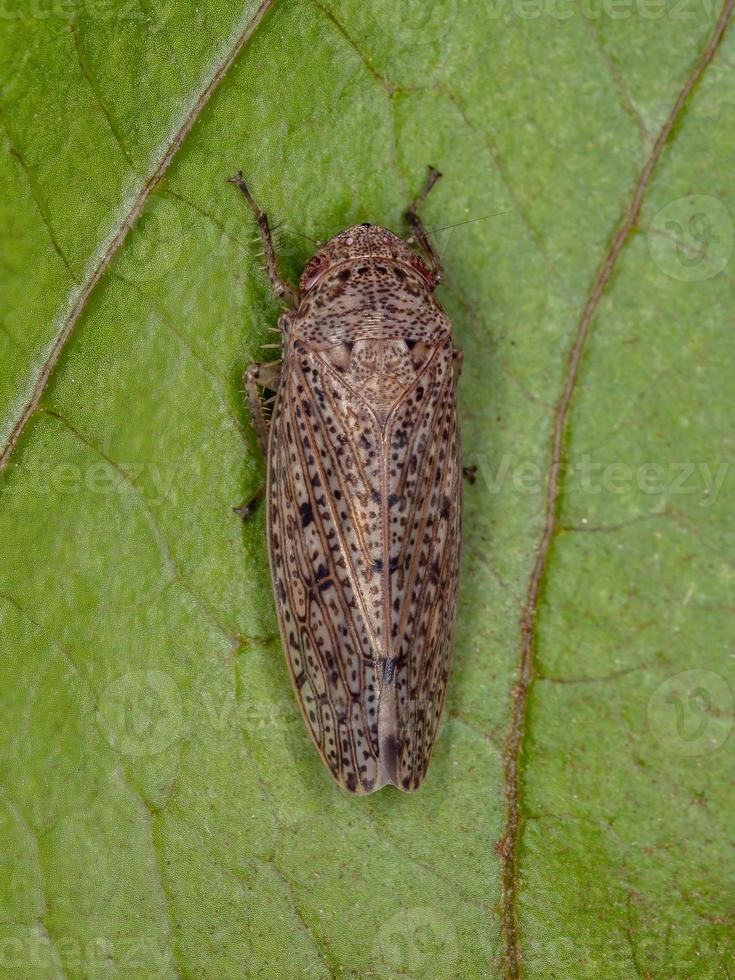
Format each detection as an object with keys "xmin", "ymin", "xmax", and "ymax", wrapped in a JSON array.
[{"xmin": 1, "ymin": 0, "xmax": 734, "ymax": 975}]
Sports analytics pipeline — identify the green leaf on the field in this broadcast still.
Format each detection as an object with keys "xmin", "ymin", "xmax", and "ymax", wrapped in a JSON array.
[{"xmin": 1, "ymin": 0, "xmax": 734, "ymax": 976}]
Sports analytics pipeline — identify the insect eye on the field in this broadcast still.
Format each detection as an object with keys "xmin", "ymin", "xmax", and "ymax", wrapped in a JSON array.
[
  {"xmin": 300, "ymin": 253, "xmax": 331, "ymax": 292},
  {"xmin": 406, "ymin": 252, "xmax": 436, "ymax": 288}
]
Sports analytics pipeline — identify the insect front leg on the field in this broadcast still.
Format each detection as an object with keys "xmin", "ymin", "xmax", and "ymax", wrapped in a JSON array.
[
  {"xmin": 234, "ymin": 359, "xmax": 281, "ymax": 522},
  {"xmin": 245, "ymin": 360, "xmax": 282, "ymax": 456},
  {"xmin": 405, "ymin": 165, "xmax": 444, "ymax": 284},
  {"xmin": 228, "ymin": 171, "xmax": 298, "ymax": 306}
]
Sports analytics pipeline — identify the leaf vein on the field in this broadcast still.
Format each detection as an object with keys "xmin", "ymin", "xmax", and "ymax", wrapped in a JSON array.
[
  {"xmin": 1, "ymin": 129, "xmax": 80, "ymax": 284},
  {"xmin": 70, "ymin": 19, "xmax": 137, "ymax": 170},
  {"xmin": 496, "ymin": 0, "xmax": 735, "ymax": 973},
  {"xmin": 39, "ymin": 408, "xmax": 241, "ymax": 645},
  {"xmin": 0, "ymin": 0, "xmax": 279, "ymax": 474}
]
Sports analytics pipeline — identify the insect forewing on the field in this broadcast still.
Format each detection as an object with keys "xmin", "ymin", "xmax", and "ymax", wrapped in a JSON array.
[{"xmin": 267, "ymin": 308, "xmax": 461, "ymax": 793}]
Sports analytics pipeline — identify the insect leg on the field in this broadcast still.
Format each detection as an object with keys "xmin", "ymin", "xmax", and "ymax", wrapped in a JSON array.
[
  {"xmin": 245, "ymin": 360, "xmax": 281, "ymax": 456},
  {"xmin": 235, "ymin": 360, "xmax": 280, "ymax": 523},
  {"xmin": 233, "ymin": 487, "xmax": 264, "ymax": 521},
  {"xmin": 228, "ymin": 171, "xmax": 298, "ymax": 306},
  {"xmin": 404, "ymin": 165, "xmax": 444, "ymax": 284}
]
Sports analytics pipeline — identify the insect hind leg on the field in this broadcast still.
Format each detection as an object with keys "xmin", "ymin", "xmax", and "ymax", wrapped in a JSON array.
[
  {"xmin": 228, "ymin": 171, "xmax": 298, "ymax": 306},
  {"xmin": 404, "ymin": 165, "xmax": 444, "ymax": 284}
]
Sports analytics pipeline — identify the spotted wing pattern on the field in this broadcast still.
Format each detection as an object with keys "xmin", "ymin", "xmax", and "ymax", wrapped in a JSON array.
[
  {"xmin": 267, "ymin": 335, "xmax": 461, "ymax": 794},
  {"xmin": 386, "ymin": 344, "xmax": 461, "ymax": 790}
]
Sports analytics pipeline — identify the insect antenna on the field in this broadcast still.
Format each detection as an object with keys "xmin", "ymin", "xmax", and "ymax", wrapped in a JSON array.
[
  {"xmin": 278, "ymin": 227, "xmax": 321, "ymax": 246},
  {"xmin": 401, "ymin": 209, "xmax": 512, "ymax": 234},
  {"xmin": 432, "ymin": 210, "xmax": 512, "ymax": 232}
]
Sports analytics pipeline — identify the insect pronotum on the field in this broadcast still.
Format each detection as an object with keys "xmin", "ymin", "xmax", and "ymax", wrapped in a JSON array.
[{"xmin": 230, "ymin": 167, "xmax": 462, "ymax": 793}]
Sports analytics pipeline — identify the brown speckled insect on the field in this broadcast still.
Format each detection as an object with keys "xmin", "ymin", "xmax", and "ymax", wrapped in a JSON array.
[{"xmin": 229, "ymin": 167, "xmax": 462, "ymax": 794}]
